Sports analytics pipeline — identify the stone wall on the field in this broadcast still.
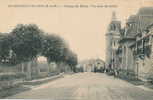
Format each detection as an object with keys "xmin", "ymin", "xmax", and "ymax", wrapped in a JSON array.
[{"xmin": 0, "ymin": 64, "xmax": 20, "ymax": 73}]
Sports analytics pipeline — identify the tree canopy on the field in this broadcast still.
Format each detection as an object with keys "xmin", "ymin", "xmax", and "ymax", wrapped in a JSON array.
[
  {"xmin": 10, "ymin": 24, "xmax": 44, "ymax": 63},
  {"xmin": 0, "ymin": 24, "xmax": 78, "ymax": 70},
  {"xmin": 0, "ymin": 33, "xmax": 13, "ymax": 64},
  {"xmin": 41, "ymin": 34, "xmax": 67, "ymax": 63}
]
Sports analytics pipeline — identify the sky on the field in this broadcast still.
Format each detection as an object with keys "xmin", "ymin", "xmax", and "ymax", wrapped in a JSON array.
[{"xmin": 0, "ymin": 0, "xmax": 152, "ymax": 61}]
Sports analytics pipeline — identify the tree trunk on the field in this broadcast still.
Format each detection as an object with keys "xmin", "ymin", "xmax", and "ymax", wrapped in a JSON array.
[
  {"xmin": 37, "ymin": 63, "xmax": 40, "ymax": 75},
  {"xmin": 57, "ymin": 62, "xmax": 62, "ymax": 73},
  {"xmin": 27, "ymin": 61, "xmax": 32, "ymax": 80},
  {"xmin": 33, "ymin": 58, "xmax": 40, "ymax": 76},
  {"xmin": 21, "ymin": 63, "xmax": 24, "ymax": 73}
]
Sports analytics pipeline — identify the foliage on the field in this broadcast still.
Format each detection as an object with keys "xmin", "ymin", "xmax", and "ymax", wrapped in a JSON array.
[
  {"xmin": 65, "ymin": 50, "xmax": 78, "ymax": 72},
  {"xmin": 41, "ymin": 34, "xmax": 68, "ymax": 63},
  {"xmin": 10, "ymin": 24, "xmax": 44, "ymax": 63},
  {"xmin": 0, "ymin": 34, "xmax": 14, "ymax": 64},
  {"xmin": 65, "ymin": 50, "xmax": 78, "ymax": 67},
  {"xmin": 41, "ymin": 34, "xmax": 78, "ymax": 72},
  {"xmin": 0, "ymin": 24, "xmax": 78, "ymax": 73}
]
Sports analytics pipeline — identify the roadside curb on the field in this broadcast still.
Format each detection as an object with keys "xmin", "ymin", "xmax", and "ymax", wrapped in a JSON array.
[
  {"xmin": 104, "ymin": 73, "xmax": 153, "ymax": 91},
  {"xmin": 0, "ymin": 73, "xmax": 64, "ymax": 98},
  {"xmin": 23, "ymin": 73, "xmax": 64, "ymax": 85},
  {"xmin": 136, "ymin": 85, "xmax": 153, "ymax": 92}
]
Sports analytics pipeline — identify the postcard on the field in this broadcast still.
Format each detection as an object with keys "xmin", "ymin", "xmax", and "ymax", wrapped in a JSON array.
[{"xmin": 0, "ymin": 0, "xmax": 153, "ymax": 100}]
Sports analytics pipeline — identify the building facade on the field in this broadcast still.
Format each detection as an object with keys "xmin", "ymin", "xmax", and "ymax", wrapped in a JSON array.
[
  {"xmin": 107, "ymin": 7, "xmax": 153, "ymax": 81},
  {"xmin": 105, "ymin": 12, "xmax": 121, "ymax": 71},
  {"xmin": 78, "ymin": 58, "xmax": 105, "ymax": 72}
]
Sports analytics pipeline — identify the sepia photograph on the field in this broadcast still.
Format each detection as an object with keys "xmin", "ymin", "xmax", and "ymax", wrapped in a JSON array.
[{"xmin": 0, "ymin": 0, "xmax": 153, "ymax": 100}]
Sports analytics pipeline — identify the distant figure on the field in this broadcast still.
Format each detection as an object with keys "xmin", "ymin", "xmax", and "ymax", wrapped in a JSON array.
[{"xmin": 114, "ymin": 69, "xmax": 119, "ymax": 78}]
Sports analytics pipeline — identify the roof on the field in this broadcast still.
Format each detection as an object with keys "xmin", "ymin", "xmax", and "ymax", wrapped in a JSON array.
[
  {"xmin": 123, "ymin": 15, "xmax": 138, "ymax": 36},
  {"xmin": 123, "ymin": 7, "xmax": 153, "ymax": 37},
  {"xmin": 127, "ymin": 15, "xmax": 137, "ymax": 23},
  {"xmin": 137, "ymin": 7, "xmax": 153, "ymax": 16}
]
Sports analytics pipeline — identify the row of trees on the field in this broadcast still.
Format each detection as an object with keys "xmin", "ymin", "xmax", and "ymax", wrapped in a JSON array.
[{"xmin": 0, "ymin": 24, "xmax": 78, "ymax": 72}]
